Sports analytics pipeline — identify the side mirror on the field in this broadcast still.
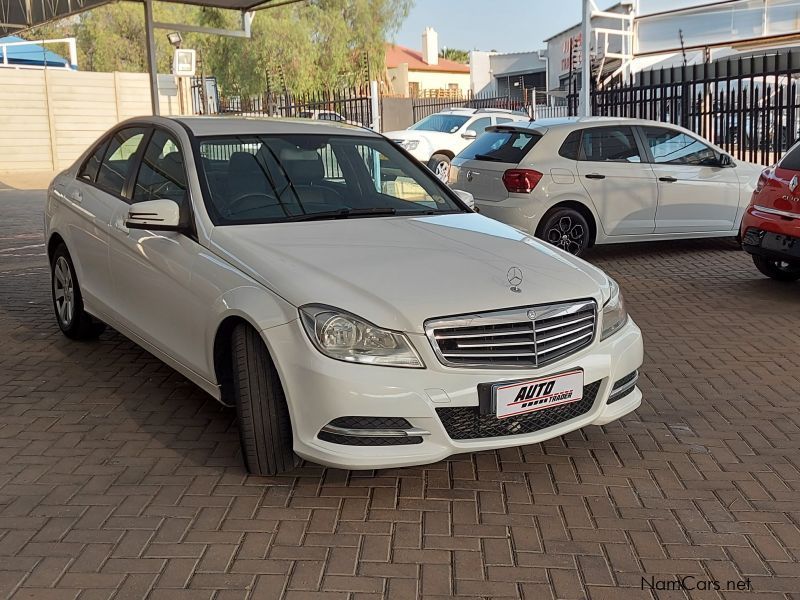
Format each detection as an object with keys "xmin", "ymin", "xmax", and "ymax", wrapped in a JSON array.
[
  {"xmin": 126, "ymin": 199, "xmax": 181, "ymax": 231},
  {"xmin": 718, "ymin": 153, "xmax": 734, "ymax": 167},
  {"xmin": 462, "ymin": 129, "xmax": 478, "ymax": 140},
  {"xmin": 452, "ymin": 189, "xmax": 476, "ymax": 210}
]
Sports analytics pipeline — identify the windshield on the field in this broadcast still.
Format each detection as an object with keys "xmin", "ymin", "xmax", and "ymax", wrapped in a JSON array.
[
  {"xmin": 409, "ymin": 114, "xmax": 470, "ymax": 133},
  {"xmin": 198, "ymin": 134, "xmax": 464, "ymax": 224}
]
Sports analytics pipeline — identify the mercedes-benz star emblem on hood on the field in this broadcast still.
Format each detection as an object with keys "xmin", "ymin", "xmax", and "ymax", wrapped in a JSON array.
[{"xmin": 507, "ymin": 267, "xmax": 523, "ymax": 293}]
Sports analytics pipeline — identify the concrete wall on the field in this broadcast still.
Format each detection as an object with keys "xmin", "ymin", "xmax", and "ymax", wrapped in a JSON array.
[
  {"xmin": 470, "ymin": 51, "xmax": 496, "ymax": 94},
  {"xmin": 0, "ymin": 69, "xmax": 185, "ymax": 173}
]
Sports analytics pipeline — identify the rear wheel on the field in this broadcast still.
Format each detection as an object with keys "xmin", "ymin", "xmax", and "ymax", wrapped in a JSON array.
[
  {"xmin": 428, "ymin": 154, "xmax": 451, "ymax": 182},
  {"xmin": 538, "ymin": 207, "xmax": 591, "ymax": 256},
  {"xmin": 752, "ymin": 255, "xmax": 800, "ymax": 281},
  {"xmin": 50, "ymin": 244, "xmax": 105, "ymax": 340},
  {"xmin": 231, "ymin": 323, "xmax": 299, "ymax": 475}
]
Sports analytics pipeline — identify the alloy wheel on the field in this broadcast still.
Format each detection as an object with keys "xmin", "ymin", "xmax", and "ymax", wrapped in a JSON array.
[
  {"xmin": 53, "ymin": 256, "xmax": 74, "ymax": 326},
  {"xmin": 546, "ymin": 216, "xmax": 586, "ymax": 255},
  {"xmin": 434, "ymin": 161, "xmax": 449, "ymax": 182}
]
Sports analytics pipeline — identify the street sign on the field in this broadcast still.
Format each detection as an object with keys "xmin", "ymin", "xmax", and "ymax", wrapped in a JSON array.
[{"xmin": 173, "ymin": 48, "xmax": 196, "ymax": 78}]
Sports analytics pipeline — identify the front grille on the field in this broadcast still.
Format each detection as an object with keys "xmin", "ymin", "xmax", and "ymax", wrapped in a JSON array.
[
  {"xmin": 425, "ymin": 300, "xmax": 596, "ymax": 369},
  {"xmin": 436, "ymin": 381, "xmax": 601, "ymax": 440}
]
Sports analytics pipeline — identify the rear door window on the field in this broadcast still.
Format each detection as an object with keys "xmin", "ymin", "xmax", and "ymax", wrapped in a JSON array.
[
  {"xmin": 580, "ymin": 126, "xmax": 642, "ymax": 163},
  {"xmin": 458, "ymin": 129, "xmax": 541, "ymax": 163}
]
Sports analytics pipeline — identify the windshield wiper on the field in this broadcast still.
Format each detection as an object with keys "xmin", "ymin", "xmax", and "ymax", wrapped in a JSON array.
[
  {"xmin": 473, "ymin": 153, "xmax": 504, "ymax": 162},
  {"xmin": 284, "ymin": 207, "xmax": 398, "ymax": 222}
]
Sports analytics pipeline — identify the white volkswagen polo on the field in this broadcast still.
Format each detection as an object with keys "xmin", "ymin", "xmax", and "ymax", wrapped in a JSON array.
[{"xmin": 45, "ymin": 116, "xmax": 643, "ymax": 475}]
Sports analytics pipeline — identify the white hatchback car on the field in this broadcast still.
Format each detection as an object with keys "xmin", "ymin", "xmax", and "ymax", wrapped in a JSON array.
[
  {"xmin": 386, "ymin": 108, "xmax": 529, "ymax": 182},
  {"xmin": 451, "ymin": 117, "xmax": 763, "ymax": 255},
  {"xmin": 45, "ymin": 116, "xmax": 643, "ymax": 475}
]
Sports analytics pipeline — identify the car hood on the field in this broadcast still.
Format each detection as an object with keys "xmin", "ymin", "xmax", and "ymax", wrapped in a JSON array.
[
  {"xmin": 209, "ymin": 214, "xmax": 611, "ymax": 333},
  {"xmin": 385, "ymin": 129, "xmax": 453, "ymax": 145}
]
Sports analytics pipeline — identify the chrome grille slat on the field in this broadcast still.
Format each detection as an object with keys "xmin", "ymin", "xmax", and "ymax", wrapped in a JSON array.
[
  {"xmin": 535, "ymin": 331, "xmax": 594, "ymax": 355},
  {"xmin": 425, "ymin": 300, "xmax": 597, "ymax": 369},
  {"xmin": 435, "ymin": 327, "xmax": 533, "ymax": 340},
  {"xmin": 536, "ymin": 322, "xmax": 594, "ymax": 344},
  {"xmin": 535, "ymin": 315, "xmax": 594, "ymax": 333},
  {"xmin": 455, "ymin": 339, "xmax": 534, "ymax": 348}
]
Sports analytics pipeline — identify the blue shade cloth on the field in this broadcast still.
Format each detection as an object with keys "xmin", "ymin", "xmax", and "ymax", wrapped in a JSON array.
[{"xmin": 0, "ymin": 35, "xmax": 71, "ymax": 68}]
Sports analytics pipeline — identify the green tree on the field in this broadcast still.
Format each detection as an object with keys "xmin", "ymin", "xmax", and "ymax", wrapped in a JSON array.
[
  {"xmin": 439, "ymin": 47, "xmax": 470, "ymax": 64},
  {"xmin": 24, "ymin": 0, "xmax": 414, "ymax": 98}
]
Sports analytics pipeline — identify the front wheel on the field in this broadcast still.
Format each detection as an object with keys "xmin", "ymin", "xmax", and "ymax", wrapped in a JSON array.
[
  {"xmin": 50, "ymin": 244, "xmax": 105, "ymax": 340},
  {"xmin": 428, "ymin": 154, "xmax": 451, "ymax": 182},
  {"xmin": 752, "ymin": 255, "xmax": 800, "ymax": 281},
  {"xmin": 231, "ymin": 323, "xmax": 299, "ymax": 476},
  {"xmin": 538, "ymin": 208, "xmax": 591, "ymax": 256}
]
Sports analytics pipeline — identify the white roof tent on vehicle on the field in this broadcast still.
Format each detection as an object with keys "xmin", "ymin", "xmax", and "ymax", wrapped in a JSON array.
[{"xmin": 0, "ymin": 0, "xmax": 303, "ymax": 114}]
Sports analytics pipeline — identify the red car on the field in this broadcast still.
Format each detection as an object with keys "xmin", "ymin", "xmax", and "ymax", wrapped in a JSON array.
[{"xmin": 740, "ymin": 146, "xmax": 800, "ymax": 281}]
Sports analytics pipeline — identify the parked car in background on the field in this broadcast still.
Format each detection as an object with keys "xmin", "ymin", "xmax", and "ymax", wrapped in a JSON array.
[
  {"xmin": 450, "ymin": 117, "xmax": 763, "ymax": 256},
  {"xmin": 740, "ymin": 144, "xmax": 800, "ymax": 281},
  {"xmin": 298, "ymin": 109, "xmax": 360, "ymax": 126},
  {"xmin": 386, "ymin": 108, "xmax": 529, "ymax": 182},
  {"xmin": 45, "ymin": 116, "xmax": 643, "ymax": 475}
]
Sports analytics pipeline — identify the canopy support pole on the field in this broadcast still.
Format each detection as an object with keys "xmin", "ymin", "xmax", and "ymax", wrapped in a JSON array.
[{"xmin": 144, "ymin": 0, "xmax": 160, "ymax": 116}]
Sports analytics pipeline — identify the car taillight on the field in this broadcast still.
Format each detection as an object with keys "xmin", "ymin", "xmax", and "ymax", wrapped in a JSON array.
[
  {"xmin": 754, "ymin": 168, "xmax": 771, "ymax": 194},
  {"xmin": 502, "ymin": 169, "xmax": 542, "ymax": 193}
]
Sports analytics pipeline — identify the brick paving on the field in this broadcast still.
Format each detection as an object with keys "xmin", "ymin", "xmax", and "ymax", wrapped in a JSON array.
[{"xmin": 1, "ymin": 190, "xmax": 799, "ymax": 599}]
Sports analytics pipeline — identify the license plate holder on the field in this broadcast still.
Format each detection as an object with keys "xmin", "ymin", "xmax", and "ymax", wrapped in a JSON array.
[{"xmin": 478, "ymin": 369, "xmax": 585, "ymax": 419}]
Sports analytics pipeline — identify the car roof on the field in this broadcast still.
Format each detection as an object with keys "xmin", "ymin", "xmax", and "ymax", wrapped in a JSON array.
[
  {"xmin": 489, "ymin": 116, "xmax": 680, "ymax": 134},
  {"xmin": 155, "ymin": 115, "xmax": 378, "ymax": 138}
]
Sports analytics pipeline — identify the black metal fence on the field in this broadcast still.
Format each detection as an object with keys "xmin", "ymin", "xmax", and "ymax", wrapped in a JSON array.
[
  {"xmin": 191, "ymin": 81, "xmax": 374, "ymax": 129},
  {"xmin": 582, "ymin": 49, "xmax": 800, "ymax": 166},
  {"xmin": 411, "ymin": 92, "xmax": 527, "ymax": 123}
]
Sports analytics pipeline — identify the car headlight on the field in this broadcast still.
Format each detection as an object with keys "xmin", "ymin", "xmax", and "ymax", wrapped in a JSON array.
[
  {"xmin": 395, "ymin": 139, "xmax": 419, "ymax": 151},
  {"xmin": 600, "ymin": 278, "xmax": 628, "ymax": 340},
  {"xmin": 300, "ymin": 305, "xmax": 424, "ymax": 368}
]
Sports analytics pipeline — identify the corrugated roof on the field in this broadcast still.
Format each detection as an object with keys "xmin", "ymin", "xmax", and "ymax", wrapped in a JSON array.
[{"xmin": 385, "ymin": 44, "xmax": 470, "ymax": 74}]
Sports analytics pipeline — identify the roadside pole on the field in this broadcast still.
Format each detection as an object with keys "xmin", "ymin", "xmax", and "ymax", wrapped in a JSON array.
[
  {"xmin": 144, "ymin": 0, "xmax": 160, "ymax": 116},
  {"xmin": 581, "ymin": 0, "xmax": 592, "ymax": 117}
]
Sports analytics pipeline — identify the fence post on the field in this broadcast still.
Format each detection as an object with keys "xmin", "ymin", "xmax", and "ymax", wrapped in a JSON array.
[
  {"xmin": 43, "ymin": 69, "xmax": 58, "ymax": 171},
  {"xmin": 370, "ymin": 80, "xmax": 380, "ymax": 132}
]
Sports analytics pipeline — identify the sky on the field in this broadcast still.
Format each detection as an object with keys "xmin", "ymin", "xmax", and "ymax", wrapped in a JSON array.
[{"xmin": 393, "ymin": 0, "xmax": 712, "ymax": 54}]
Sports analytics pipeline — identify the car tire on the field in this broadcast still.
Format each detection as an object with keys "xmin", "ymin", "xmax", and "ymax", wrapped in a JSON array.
[
  {"xmin": 752, "ymin": 255, "xmax": 800, "ymax": 281},
  {"xmin": 428, "ymin": 154, "xmax": 451, "ymax": 182},
  {"xmin": 231, "ymin": 323, "xmax": 299, "ymax": 476},
  {"xmin": 538, "ymin": 207, "xmax": 591, "ymax": 256},
  {"xmin": 50, "ymin": 244, "xmax": 106, "ymax": 340}
]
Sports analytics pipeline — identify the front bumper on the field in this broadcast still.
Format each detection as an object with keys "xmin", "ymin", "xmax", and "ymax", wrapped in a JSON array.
[
  {"xmin": 741, "ymin": 205, "xmax": 800, "ymax": 263},
  {"xmin": 263, "ymin": 317, "xmax": 644, "ymax": 470}
]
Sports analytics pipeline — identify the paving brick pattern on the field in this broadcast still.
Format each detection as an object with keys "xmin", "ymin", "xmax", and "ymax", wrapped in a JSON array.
[{"xmin": 1, "ymin": 191, "xmax": 799, "ymax": 599}]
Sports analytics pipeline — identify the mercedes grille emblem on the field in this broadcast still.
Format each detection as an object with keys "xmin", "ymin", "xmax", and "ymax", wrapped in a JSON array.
[
  {"xmin": 526, "ymin": 309, "xmax": 537, "ymax": 320},
  {"xmin": 507, "ymin": 267, "xmax": 523, "ymax": 293}
]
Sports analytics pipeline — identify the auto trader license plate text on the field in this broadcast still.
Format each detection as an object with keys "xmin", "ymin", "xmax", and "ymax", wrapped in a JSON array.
[{"xmin": 495, "ymin": 370, "xmax": 584, "ymax": 419}]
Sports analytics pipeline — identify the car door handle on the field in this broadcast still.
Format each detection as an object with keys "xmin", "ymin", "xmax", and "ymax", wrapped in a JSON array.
[
  {"xmin": 659, "ymin": 176, "xmax": 678, "ymax": 183},
  {"xmin": 584, "ymin": 173, "xmax": 605, "ymax": 180}
]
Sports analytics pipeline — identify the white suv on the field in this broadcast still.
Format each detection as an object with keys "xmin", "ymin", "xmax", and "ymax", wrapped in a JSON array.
[{"xmin": 386, "ymin": 108, "xmax": 529, "ymax": 182}]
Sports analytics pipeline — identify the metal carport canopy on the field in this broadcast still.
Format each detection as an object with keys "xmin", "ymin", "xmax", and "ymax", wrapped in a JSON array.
[{"xmin": 1, "ymin": 0, "xmax": 298, "ymax": 113}]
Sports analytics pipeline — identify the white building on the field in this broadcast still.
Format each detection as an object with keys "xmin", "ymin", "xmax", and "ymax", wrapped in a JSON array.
[{"xmin": 546, "ymin": 0, "xmax": 800, "ymax": 96}]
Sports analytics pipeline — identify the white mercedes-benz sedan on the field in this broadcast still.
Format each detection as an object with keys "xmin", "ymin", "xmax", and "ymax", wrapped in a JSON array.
[{"xmin": 45, "ymin": 116, "xmax": 643, "ymax": 475}]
